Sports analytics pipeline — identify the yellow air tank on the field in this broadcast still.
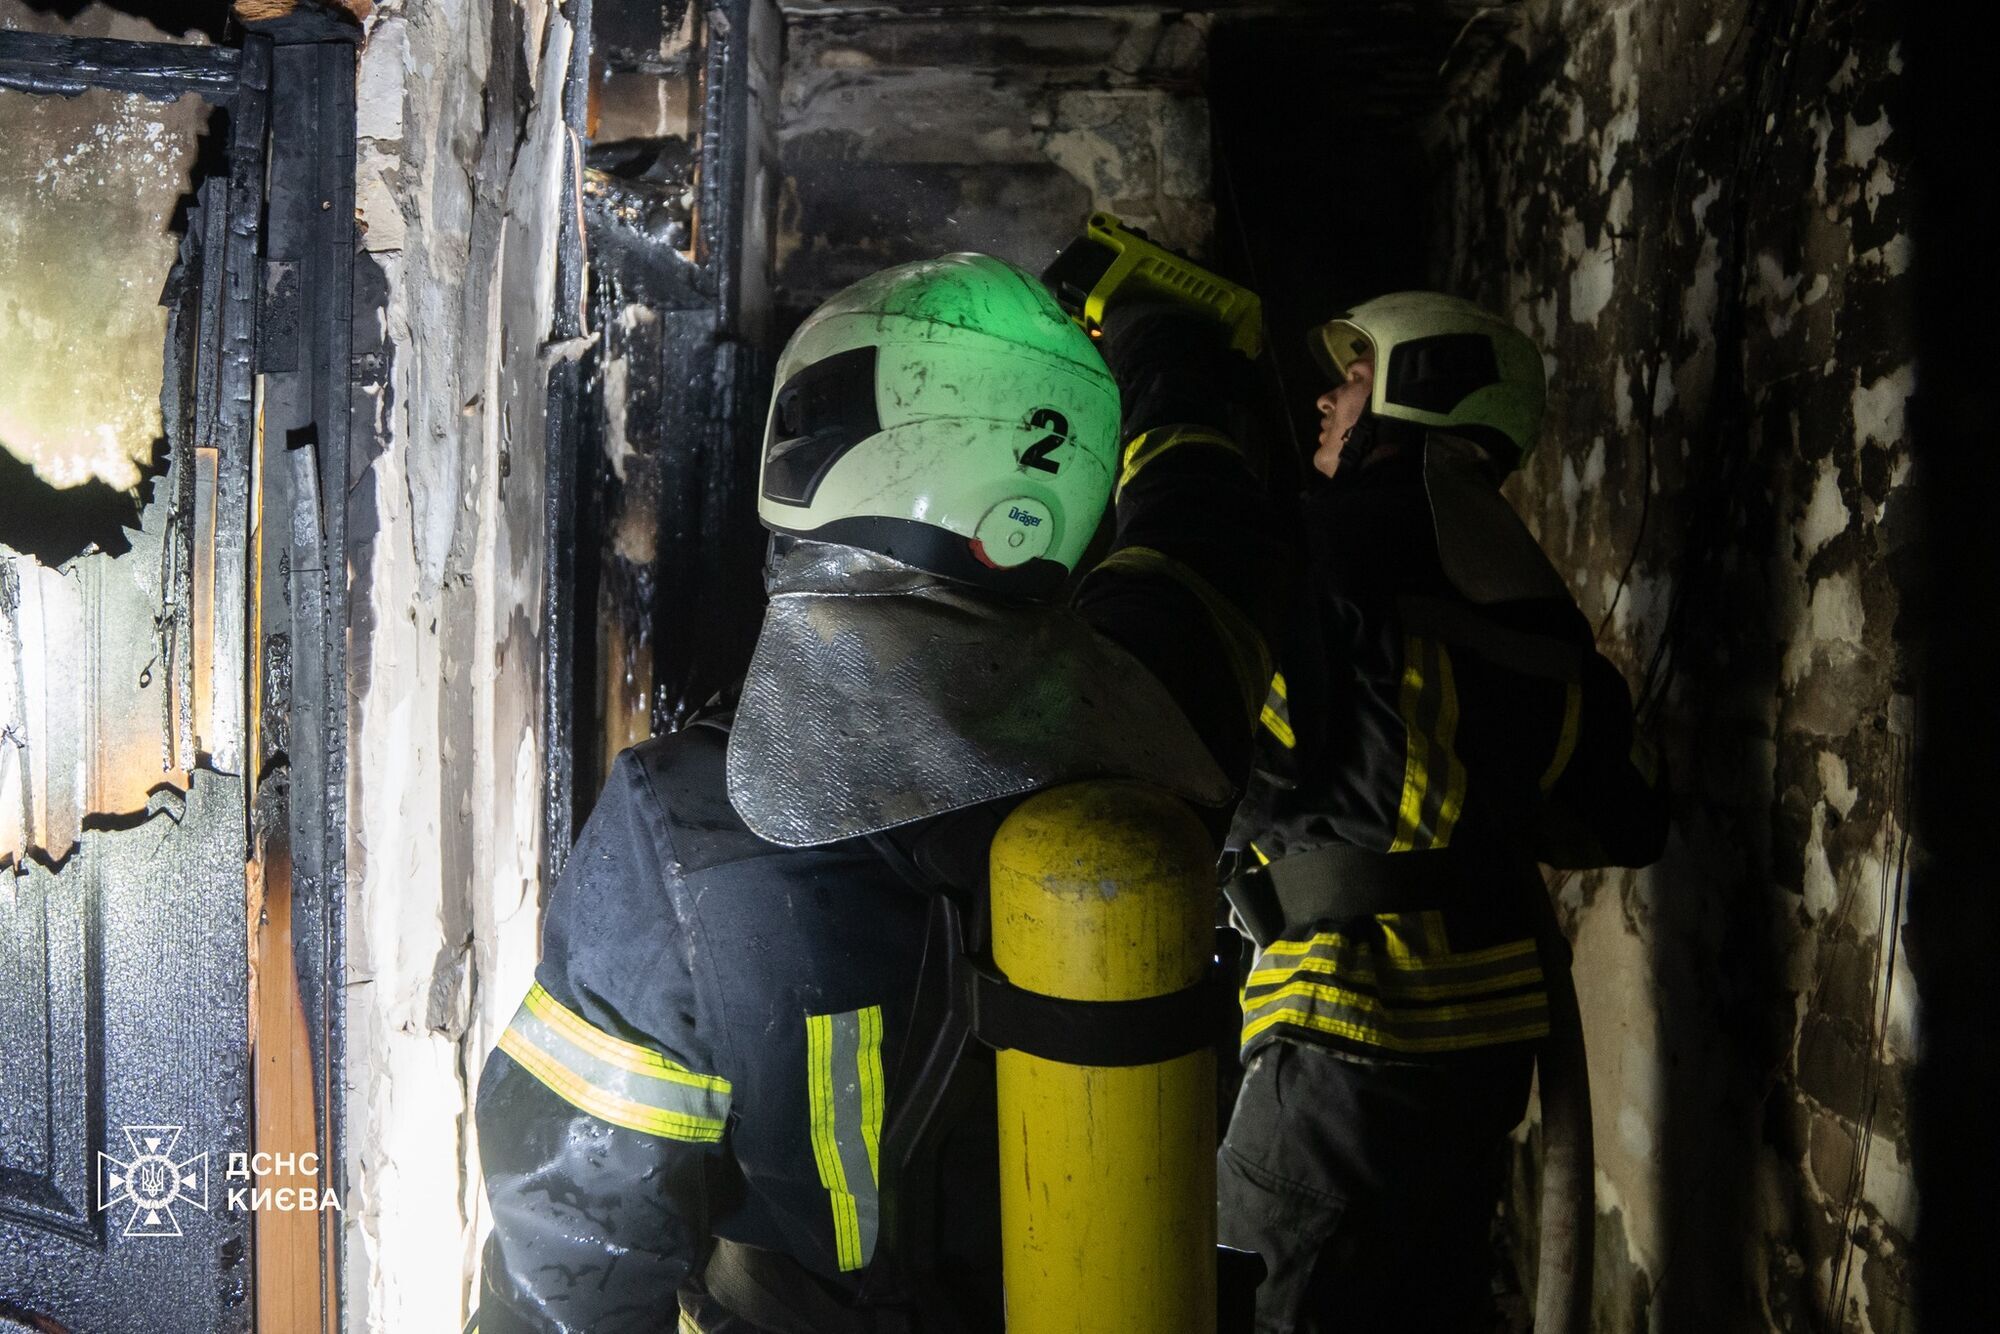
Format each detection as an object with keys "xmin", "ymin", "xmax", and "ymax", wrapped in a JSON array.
[{"xmin": 988, "ymin": 781, "xmax": 1217, "ymax": 1334}]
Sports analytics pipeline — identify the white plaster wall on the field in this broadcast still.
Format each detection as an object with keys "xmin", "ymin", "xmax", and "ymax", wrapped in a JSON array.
[{"xmin": 344, "ymin": 0, "xmax": 573, "ymax": 1327}]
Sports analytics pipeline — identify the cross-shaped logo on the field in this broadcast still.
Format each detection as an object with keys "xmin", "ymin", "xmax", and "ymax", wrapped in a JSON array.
[{"xmin": 98, "ymin": 1125, "xmax": 209, "ymax": 1238}]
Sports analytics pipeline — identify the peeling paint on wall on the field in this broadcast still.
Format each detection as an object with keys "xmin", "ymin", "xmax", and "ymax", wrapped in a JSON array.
[
  {"xmin": 341, "ymin": 0, "xmax": 571, "ymax": 1327},
  {"xmin": 1429, "ymin": 0, "xmax": 1915, "ymax": 1327}
]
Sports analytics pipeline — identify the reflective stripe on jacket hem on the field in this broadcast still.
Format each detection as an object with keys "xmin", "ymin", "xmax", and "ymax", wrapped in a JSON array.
[{"xmin": 1241, "ymin": 919, "xmax": 1548, "ymax": 1055}]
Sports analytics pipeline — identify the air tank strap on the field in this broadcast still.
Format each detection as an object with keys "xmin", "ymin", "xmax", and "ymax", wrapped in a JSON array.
[{"xmin": 961, "ymin": 954, "xmax": 1230, "ymax": 1068}]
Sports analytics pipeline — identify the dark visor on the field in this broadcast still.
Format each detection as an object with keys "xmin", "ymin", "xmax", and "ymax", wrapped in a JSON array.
[
  {"xmin": 1383, "ymin": 333, "xmax": 1500, "ymax": 414},
  {"xmin": 761, "ymin": 345, "xmax": 882, "ymax": 507}
]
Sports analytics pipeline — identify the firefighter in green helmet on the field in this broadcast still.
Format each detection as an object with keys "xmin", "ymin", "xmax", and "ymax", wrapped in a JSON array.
[
  {"xmin": 1216, "ymin": 292, "xmax": 1668, "ymax": 1330},
  {"xmin": 472, "ymin": 253, "xmax": 1293, "ymax": 1332}
]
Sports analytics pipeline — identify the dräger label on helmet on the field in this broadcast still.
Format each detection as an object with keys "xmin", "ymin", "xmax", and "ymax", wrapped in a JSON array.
[{"xmin": 973, "ymin": 496, "xmax": 1056, "ymax": 567}]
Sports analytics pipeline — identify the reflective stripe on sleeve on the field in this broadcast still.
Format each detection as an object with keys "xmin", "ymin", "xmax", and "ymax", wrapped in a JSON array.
[
  {"xmin": 1259, "ymin": 672, "xmax": 1295, "ymax": 749},
  {"xmin": 806, "ymin": 1005, "xmax": 887, "ymax": 1272},
  {"xmin": 496, "ymin": 982, "xmax": 732, "ymax": 1143},
  {"xmin": 1388, "ymin": 635, "xmax": 1467, "ymax": 852}
]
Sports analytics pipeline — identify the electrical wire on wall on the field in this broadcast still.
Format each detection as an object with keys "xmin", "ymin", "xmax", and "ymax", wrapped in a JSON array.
[{"xmin": 1828, "ymin": 711, "xmax": 1912, "ymax": 1322}]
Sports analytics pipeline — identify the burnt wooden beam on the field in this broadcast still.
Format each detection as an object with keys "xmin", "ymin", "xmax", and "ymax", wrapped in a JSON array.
[
  {"xmin": 235, "ymin": 0, "xmax": 372, "ymax": 26},
  {"xmin": 252, "ymin": 35, "xmax": 355, "ymax": 1331},
  {"xmin": 0, "ymin": 33, "xmax": 241, "ymax": 101},
  {"xmin": 543, "ymin": 0, "xmax": 595, "ymax": 881}
]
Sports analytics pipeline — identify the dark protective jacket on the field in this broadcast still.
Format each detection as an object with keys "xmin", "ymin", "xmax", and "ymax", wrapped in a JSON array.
[
  {"xmin": 473, "ymin": 312, "xmax": 1294, "ymax": 1334},
  {"xmin": 1228, "ymin": 436, "xmax": 1667, "ymax": 1062}
]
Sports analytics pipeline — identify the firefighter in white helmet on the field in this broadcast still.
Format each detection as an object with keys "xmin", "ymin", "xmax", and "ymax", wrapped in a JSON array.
[
  {"xmin": 473, "ymin": 253, "xmax": 1293, "ymax": 1332},
  {"xmin": 1216, "ymin": 292, "xmax": 1668, "ymax": 1331}
]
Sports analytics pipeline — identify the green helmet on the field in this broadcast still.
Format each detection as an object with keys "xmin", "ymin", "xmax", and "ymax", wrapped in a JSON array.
[
  {"xmin": 1309, "ymin": 291, "xmax": 1545, "ymax": 467},
  {"xmin": 757, "ymin": 253, "xmax": 1120, "ymax": 599}
]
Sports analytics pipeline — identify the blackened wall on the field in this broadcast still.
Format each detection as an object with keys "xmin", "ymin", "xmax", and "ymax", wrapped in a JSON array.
[
  {"xmin": 1427, "ymin": 0, "xmax": 1916, "ymax": 1329},
  {"xmin": 774, "ymin": 8, "xmax": 1216, "ymax": 327}
]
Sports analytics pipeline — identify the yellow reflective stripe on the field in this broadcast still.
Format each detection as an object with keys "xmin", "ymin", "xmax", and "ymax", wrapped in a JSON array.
[
  {"xmin": 1241, "ymin": 1002, "xmax": 1551, "ymax": 1053},
  {"xmin": 523, "ymin": 983, "xmax": 729, "ymax": 1093},
  {"xmin": 1260, "ymin": 671, "xmax": 1294, "ymax": 747},
  {"xmin": 1251, "ymin": 976, "xmax": 1548, "ymax": 1023},
  {"xmin": 1260, "ymin": 702, "xmax": 1296, "ymax": 749},
  {"xmin": 1431, "ymin": 650, "xmax": 1466, "ymax": 847},
  {"xmin": 1117, "ymin": 427, "xmax": 1241, "ymax": 493},
  {"xmin": 1389, "ymin": 636, "xmax": 1467, "ymax": 851},
  {"xmin": 1421, "ymin": 910, "xmax": 1451, "ymax": 956},
  {"xmin": 858, "ymin": 1005, "xmax": 886, "ymax": 1181},
  {"xmin": 1246, "ymin": 962, "xmax": 1544, "ymax": 1000},
  {"xmin": 1240, "ymin": 977, "xmax": 1549, "ymax": 1052},
  {"xmin": 805, "ymin": 1014, "xmax": 861, "ymax": 1269},
  {"xmin": 497, "ymin": 1026, "xmax": 728, "ymax": 1143},
  {"xmin": 1094, "ymin": 545, "xmax": 1271, "ymax": 725},
  {"xmin": 1388, "ymin": 635, "xmax": 1433, "ymax": 852},
  {"xmin": 1539, "ymin": 681, "xmax": 1583, "ymax": 792},
  {"xmin": 1244, "ymin": 931, "xmax": 1542, "ymax": 998},
  {"xmin": 1379, "ymin": 913, "xmax": 1423, "ymax": 965},
  {"xmin": 678, "ymin": 1312, "xmax": 703, "ymax": 1334},
  {"xmin": 1250, "ymin": 843, "xmax": 1271, "ymax": 866},
  {"xmin": 1244, "ymin": 952, "xmax": 1543, "ymax": 999},
  {"xmin": 1379, "ymin": 911, "xmax": 1450, "ymax": 961},
  {"xmin": 1395, "ymin": 931, "xmax": 1540, "ymax": 970},
  {"xmin": 806, "ymin": 1006, "xmax": 884, "ymax": 1272},
  {"xmin": 1362, "ymin": 927, "xmax": 1537, "ymax": 971}
]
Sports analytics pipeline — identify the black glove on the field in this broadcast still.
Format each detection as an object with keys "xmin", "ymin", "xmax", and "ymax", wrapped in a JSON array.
[{"xmin": 1094, "ymin": 299, "xmax": 1257, "ymax": 446}]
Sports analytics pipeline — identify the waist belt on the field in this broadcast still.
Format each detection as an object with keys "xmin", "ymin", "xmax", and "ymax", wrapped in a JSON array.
[{"xmin": 1223, "ymin": 843, "xmax": 1468, "ymax": 948}]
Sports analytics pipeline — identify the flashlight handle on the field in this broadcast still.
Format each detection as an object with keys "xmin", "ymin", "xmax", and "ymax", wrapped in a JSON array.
[{"xmin": 1043, "ymin": 212, "xmax": 1263, "ymax": 361}]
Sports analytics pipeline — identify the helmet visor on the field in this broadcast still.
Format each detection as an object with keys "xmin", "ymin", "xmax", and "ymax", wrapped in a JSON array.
[
  {"xmin": 1309, "ymin": 318, "xmax": 1374, "ymax": 382},
  {"xmin": 762, "ymin": 344, "xmax": 882, "ymax": 508}
]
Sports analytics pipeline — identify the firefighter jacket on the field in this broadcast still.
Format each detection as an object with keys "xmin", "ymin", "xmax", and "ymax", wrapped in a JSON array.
[
  {"xmin": 473, "ymin": 328, "xmax": 1297, "ymax": 1331},
  {"xmin": 1229, "ymin": 434, "xmax": 1667, "ymax": 1064}
]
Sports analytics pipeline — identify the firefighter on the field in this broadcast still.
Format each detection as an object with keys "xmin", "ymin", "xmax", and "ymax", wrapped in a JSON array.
[
  {"xmin": 1216, "ymin": 292, "xmax": 1669, "ymax": 1332},
  {"xmin": 472, "ymin": 253, "xmax": 1291, "ymax": 1333}
]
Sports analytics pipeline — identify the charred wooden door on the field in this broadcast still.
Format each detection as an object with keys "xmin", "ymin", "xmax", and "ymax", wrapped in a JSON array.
[{"xmin": 0, "ymin": 30, "xmax": 272, "ymax": 1333}]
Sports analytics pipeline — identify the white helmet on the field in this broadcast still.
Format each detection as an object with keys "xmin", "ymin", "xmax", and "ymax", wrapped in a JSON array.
[
  {"xmin": 1311, "ymin": 291, "xmax": 1546, "ymax": 468},
  {"xmin": 757, "ymin": 253, "xmax": 1121, "ymax": 599}
]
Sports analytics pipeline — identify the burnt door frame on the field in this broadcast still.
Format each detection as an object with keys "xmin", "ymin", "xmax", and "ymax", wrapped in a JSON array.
[
  {"xmin": 556, "ymin": 0, "xmax": 777, "ymax": 854},
  {"xmin": 251, "ymin": 36, "xmax": 356, "ymax": 1334},
  {"xmin": 0, "ymin": 27, "xmax": 353, "ymax": 1332}
]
